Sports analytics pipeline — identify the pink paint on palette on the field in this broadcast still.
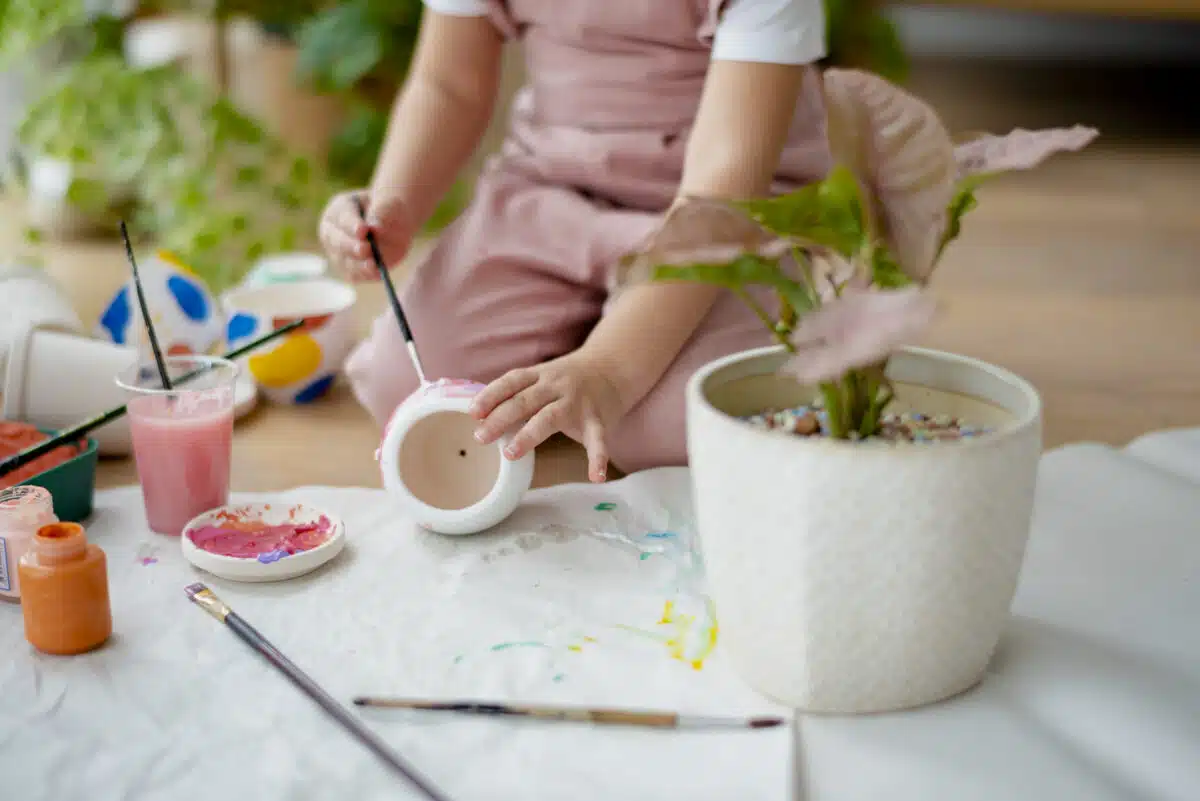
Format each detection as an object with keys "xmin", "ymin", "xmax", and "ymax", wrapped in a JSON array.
[{"xmin": 184, "ymin": 505, "xmax": 335, "ymax": 564}]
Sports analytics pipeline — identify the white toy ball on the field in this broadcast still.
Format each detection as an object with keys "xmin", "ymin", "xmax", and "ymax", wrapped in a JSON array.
[{"xmin": 94, "ymin": 250, "xmax": 225, "ymax": 357}]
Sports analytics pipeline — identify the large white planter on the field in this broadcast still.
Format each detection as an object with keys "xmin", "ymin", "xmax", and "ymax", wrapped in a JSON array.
[{"xmin": 687, "ymin": 345, "xmax": 1042, "ymax": 714}]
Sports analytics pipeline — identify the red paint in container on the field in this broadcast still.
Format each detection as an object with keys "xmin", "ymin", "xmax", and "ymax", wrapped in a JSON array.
[{"xmin": 0, "ymin": 422, "xmax": 82, "ymax": 489}]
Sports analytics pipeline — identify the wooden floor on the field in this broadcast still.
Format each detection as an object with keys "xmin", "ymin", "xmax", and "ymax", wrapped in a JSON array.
[{"xmin": 5, "ymin": 57, "xmax": 1199, "ymax": 492}]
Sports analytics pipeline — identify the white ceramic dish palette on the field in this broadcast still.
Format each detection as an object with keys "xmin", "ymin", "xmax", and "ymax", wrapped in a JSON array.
[{"xmin": 180, "ymin": 501, "xmax": 345, "ymax": 582}]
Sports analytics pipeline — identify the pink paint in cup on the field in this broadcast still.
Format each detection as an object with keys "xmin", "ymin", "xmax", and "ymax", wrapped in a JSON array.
[{"xmin": 116, "ymin": 356, "xmax": 238, "ymax": 535}]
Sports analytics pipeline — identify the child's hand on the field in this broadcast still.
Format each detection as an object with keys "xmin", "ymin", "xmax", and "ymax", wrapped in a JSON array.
[
  {"xmin": 318, "ymin": 190, "xmax": 415, "ymax": 282},
  {"xmin": 468, "ymin": 353, "xmax": 630, "ymax": 483}
]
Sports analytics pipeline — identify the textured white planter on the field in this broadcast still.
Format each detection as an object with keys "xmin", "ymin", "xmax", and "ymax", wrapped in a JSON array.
[{"xmin": 687, "ymin": 345, "xmax": 1042, "ymax": 714}]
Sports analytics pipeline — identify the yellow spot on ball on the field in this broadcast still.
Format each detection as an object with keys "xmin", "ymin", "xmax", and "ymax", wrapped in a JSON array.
[
  {"xmin": 155, "ymin": 249, "xmax": 199, "ymax": 278},
  {"xmin": 248, "ymin": 333, "xmax": 323, "ymax": 388}
]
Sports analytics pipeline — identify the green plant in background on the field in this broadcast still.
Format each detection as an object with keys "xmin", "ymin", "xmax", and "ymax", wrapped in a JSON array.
[
  {"xmin": 823, "ymin": 0, "xmax": 908, "ymax": 82},
  {"xmin": 288, "ymin": 0, "xmax": 471, "ymax": 224},
  {"xmin": 1, "ymin": 0, "xmax": 345, "ymax": 294},
  {"xmin": 622, "ymin": 70, "xmax": 1096, "ymax": 440},
  {"xmin": 1, "ymin": 0, "xmax": 466, "ymax": 293}
]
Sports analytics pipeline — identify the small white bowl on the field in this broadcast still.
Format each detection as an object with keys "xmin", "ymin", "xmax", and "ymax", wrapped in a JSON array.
[{"xmin": 181, "ymin": 501, "xmax": 345, "ymax": 582}]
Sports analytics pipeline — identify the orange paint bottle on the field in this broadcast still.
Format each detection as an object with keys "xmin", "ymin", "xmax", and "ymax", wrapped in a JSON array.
[{"xmin": 19, "ymin": 522, "xmax": 112, "ymax": 655}]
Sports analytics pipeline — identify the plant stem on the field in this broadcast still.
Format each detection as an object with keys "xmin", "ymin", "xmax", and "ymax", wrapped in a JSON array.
[
  {"xmin": 734, "ymin": 288, "xmax": 793, "ymax": 351},
  {"xmin": 213, "ymin": 3, "xmax": 231, "ymax": 96},
  {"xmin": 819, "ymin": 382, "xmax": 847, "ymax": 439}
]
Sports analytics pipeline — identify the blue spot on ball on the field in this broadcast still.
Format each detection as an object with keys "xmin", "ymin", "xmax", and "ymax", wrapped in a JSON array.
[
  {"xmin": 293, "ymin": 374, "xmax": 334, "ymax": 404},
  {"xmin": 226, "ymin": 313, "xmax": 258, "ymax": 344},
  {"xmin": 99, "ymin": 287, "xmax": 131, "ymax": 344},
  {"xmin": 166, "ymin": 275, "xmax": 209, "ymax": 322}
]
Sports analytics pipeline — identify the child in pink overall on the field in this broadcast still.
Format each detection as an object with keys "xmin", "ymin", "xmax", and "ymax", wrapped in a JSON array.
[{"xmin": 319, "ymin": 0, "xmax": 831, "ymax": 482}]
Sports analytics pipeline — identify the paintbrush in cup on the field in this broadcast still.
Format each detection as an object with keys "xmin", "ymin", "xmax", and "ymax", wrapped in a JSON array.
[
  {"xmin": 353, "ymin": 195, "xmax": 427, "ymax": 384},
  {"xmin": 185, "ymin": 583, "xmax": 452, "ymax": 801},
  {"xmin": 0, "ymin": 321, "xmax": 303, "ymax": 480},
  {"xmin": 352, "ymin": 698, "xmax": 786, "ymax": 730},
  {"xmin": 120, "ymin": 221, "xmax": 173, "ymax": 391}
]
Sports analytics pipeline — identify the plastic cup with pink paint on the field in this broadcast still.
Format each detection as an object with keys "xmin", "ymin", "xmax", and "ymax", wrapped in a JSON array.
[{"xmin": 115, "ymin": 355, "xmax": 238, "ymax": 536}]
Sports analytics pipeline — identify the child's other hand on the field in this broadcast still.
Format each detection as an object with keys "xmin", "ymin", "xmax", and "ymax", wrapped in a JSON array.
[
  {"xmin": 468, "ymin": 353, "xmax": 630, "ymax": 483},
  {"xmin": 318, "ymin": 190, "xmax": 415, "ymax": 282}
]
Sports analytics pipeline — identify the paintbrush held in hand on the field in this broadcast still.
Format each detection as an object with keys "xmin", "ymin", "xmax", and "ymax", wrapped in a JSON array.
[
  {"xmin": 353, "ymin": 195, "xmax": 428, "ymax": 384},
  {"xmin": 353, "ymin": 697, "xmax": 786, "ymax": 730}
]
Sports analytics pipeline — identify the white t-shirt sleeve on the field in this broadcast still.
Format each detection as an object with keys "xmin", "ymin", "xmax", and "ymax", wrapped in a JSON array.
[
  {"xmin": 712, "ymin": 0, "xmax": 827, "ymax": 65},
  {"xmin": 422, "ymin": 0, "xmax": 489, "ymax": 17}
]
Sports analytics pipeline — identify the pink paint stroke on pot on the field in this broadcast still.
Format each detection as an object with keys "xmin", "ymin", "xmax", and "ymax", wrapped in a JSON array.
[
  {"xmin": 185, "ymin": 506, "xmax": 335, "ymax": 564},
  {"xmin": 376, "ymin": 378, "xmax": 487, "ymax": 461}
]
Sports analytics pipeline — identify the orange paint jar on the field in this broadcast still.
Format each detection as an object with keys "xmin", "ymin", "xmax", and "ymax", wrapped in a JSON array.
[{"xmin": 19, "ymin": 522, "xmax": 112, "ymax": 655}]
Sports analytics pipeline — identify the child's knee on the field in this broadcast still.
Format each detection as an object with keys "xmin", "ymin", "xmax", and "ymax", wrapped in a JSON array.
[{"xmin": 608, "ymin": 389, "xmax": 688, "ymax": 474}]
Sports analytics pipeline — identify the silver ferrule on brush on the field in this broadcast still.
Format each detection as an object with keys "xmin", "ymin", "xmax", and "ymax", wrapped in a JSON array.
[{"xmin": 406, "ymin": 342, "xmax": 427, "ymax": 385}]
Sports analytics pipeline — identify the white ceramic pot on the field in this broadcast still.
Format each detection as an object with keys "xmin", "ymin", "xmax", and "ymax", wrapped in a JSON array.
[
  {"xmin": 221, "ymin": 278, "xmax": 357, "ymax": 405},
  {"xmin": 0, "ymin": 264, "xmax": 84, "ymax": 350},
  {"xmin": 379, "ymin": 379, "xmax": 534, "ymax": 536},
  {"xmin": 687, "ymin": 345, "xmax": 1042, "ymax": 714}
]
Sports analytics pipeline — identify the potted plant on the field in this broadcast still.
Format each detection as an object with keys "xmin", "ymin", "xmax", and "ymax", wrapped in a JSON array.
[{"xmin": 621, "ymin": 68, "xmax": 1097, "ymax": 714}]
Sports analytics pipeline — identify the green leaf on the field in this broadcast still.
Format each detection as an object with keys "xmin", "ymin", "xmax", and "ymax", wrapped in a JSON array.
[
  {"xmin": 870, "ymin": 248, "xmax": 912, "ymax": 289},
  {"xmin": 294, "ymin": 3, "xmax": 386, "ymax": 91},
  {"xmin": 652, "ymin": 254, "xmax": 815, "ymax": 317},
  {"xmin": 65, "ymin": 177, "xmax": 108, "ymax": 213},
  {"xmin": 733, "ymin": 166, "xmax": 867, "ymax": 256},
  {"xmin": 235, "ymin": 165, "xmax": 264, "ymax": 186},
  {"xmin": 935, "ymin": 175, "xmax": 985, "ymax": 262}
]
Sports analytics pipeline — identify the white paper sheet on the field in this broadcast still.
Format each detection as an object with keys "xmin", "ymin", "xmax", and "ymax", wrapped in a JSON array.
[
  {"xmin": 0, "ymin": 467, "xmax": 792, "ymax": 801},
  {"xmin": 5, "ymin": 430, "xmax": 1200, "ymax": 801}
]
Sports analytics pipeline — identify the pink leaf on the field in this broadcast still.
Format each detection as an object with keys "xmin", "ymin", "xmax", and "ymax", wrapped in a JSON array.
[
  {"xmin": 822, "ymin": 69, "xmax": 958, "ymax": 282},
  {"xmin": 618, "ymin": 198, "xmax": 790, "ymax": 283},
  {"xmin": 779, "ymin": 287, "xmax": 939, "ymax": 383},
  {"xmin": 955, "ymin": 126, "xmax": 1099, "ymax": 179}
]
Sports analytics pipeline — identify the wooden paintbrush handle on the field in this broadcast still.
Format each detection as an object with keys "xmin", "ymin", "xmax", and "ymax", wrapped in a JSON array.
[{"xmin": 577, "ymin": 710, "xmax": 678, "ymax": 727}]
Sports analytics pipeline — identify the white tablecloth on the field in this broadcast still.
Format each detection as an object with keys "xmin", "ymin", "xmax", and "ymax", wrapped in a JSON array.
[{"xmin": 2, "ymin": 429, "xmax": 1198, "ymax": 801}]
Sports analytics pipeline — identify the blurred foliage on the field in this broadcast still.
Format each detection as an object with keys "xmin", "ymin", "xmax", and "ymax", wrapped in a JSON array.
[{"xmin": 824, "ymin": 0, "xmax": 909, "ymax": 82}]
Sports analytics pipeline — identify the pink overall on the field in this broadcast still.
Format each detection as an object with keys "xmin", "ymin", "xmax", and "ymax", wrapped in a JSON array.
[{"xmin": 345, "ymin": 0, "xmax": 831, "ymax": 472}]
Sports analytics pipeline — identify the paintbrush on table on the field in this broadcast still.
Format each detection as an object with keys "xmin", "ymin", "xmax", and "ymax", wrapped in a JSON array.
[
  {"xmin": 0, "ymin": 321, "xmax": 303, "ymax": 480},
  {"xmin": 185, "ymin": 583, "xmax": 452, "ymax": 801},
  {"xmin": 353, "ymin": 698, "xmax": 786, "ymax": 730},
  {"xmin": 353, "ymin": 195, "xmax": 428, "ymax": 384}
]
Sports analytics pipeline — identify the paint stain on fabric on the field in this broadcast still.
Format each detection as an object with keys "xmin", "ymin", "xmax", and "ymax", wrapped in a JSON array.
[
  {"xmin": 639, "ymin": 552, "xmax": 652, "ymax": 561},
  {"xmin": 248, "ymin": 333, "xmax": 323, "ymax": 388},
  {"xmin": 618, "ymin": 598, "xmax": 719, "ymax": 671},
  {"xmin": 490, "ymin": 641, "xmax": 549, "ymax": 652},
  {"xmin": 453, "ymin": 655, "xmax": 464, "ymax": 665},
  {"xmin": 139, "ymin": 557, "xmax": 157, "ymax": 566},
  {"xmin": 594, "ymin": 502, "xmax": 617, "ymax": 511},
  {"xmin": 553, "ymin": 673, "xmax": 566, "ymax": 683},
  {"xmin": 645, "ymin": 531, "xmax": 676, "ymax": 540}
]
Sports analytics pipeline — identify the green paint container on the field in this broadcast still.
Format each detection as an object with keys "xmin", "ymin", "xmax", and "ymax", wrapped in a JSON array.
[{"xmin": 17, "ymin": 432, "xmax": 100, "ymax": 523}]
